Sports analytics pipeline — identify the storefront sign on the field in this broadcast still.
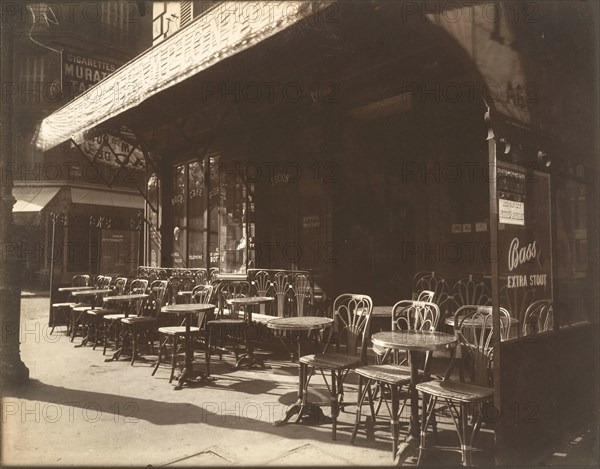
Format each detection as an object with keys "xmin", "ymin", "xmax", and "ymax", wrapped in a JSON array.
[
  {"xmin": 499, "ymin": 199, "xmax": 525, "ymax": 225},
  {"xmin": 63, "ymin": 53, "xmax": 118, "ymax": 97},
  {"xmin": 79, "ymin": 134, "xmax": 145, "ymax": 171}
]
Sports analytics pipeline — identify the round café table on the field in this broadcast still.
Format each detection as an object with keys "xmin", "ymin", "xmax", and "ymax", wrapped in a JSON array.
[
  {"xmin": 267, "ymin": 316, "xmax": 334, "ymax": 426},
  {"xmin": 226, "ymin": 296, "xmax": 274, "ymax": 369},
  {"xmin": 371, "ymin": 330, "xmax": 457, "ymax": 464},
  {"xmin": 161, "ymin": 303, "xmax": 215, "ymax": 390}
]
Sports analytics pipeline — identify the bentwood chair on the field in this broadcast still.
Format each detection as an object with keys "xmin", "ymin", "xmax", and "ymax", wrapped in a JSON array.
[
  {"xmin": 206, "ymin": 281, "xmax": 250, "ymax": 361},
  {"xmin": 50, "ymin": 274, "xmax": 90, "ymax": 335},
  {"xmin": 293, "ymin": 273, "xmax": 313, "ymax": 317},
  {"xmin": 101, "ymin": 278, "xmax": 149, "ymax": 355},
  {"xmin": 85, "ymin": 277, "xmax": 128, "ymax": 349},
  {"xmin": 522, "ymin": 299, "xmax": 553, "ymax": 336},
  {"xmin": 299, "ymin": 293, "xmax": 373, "ymax": 440},
  {"xmin": 415, "ymin": 307, "xmax": 511, "ymax": 466},
  {"xmin": 372, "ymin": 290, "xmax": 435, "ymax": 364},
  {"xmin": 70, "ymin": 275, "xmax": 112, "ymax": 342},
  {"xmin": 120, "ymin": 280, "xmax": 168, "ymax": 365},
  {"xmin": 153, "ymin": 284, "xmax": 215, "ymax": 381},
  {"xmin": 451, "ymin": 275, "xmax": 491, "ymax": 309},
  {"xmin": 351, "ymin": 300, "xmax": 440, "ymax": 455}
]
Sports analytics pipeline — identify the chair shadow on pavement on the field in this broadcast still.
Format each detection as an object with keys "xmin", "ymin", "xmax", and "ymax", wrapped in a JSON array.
[{"xmin": 2, "ymin": 378, "xmax": 390, "ymax": 452}]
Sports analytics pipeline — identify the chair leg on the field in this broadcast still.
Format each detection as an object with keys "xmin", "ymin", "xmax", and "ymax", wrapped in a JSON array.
[
  {"xmin": 152, "ymin": 333, "xmax": 166, "ymax": 376},
  {"xmin": 460, "ymin": 403, "xmax": 471, "ymax": 466},
  {"xmin": 204, "ymin": 333, "xmax": 211, "ymax": 377},
  {"xmin": 169, "ymin": 335, "xmax": 178, "ymax": 383},
  {"xmin": 351, "ymin": 375, "xmax": 366, "ymax": 444},
  {"xmin": 130, "ymin": 328, "xmax": 137, "ymax": 366},
  {"xmin": 102, "ymin": 321, "xmax": 109, "ymax": 355},
  {"xmin": 390, "ymin": 384, "xmax": 399, "ymax": 456},
  {"xmin": 331, "ymin": 370, "xmax": 338, "ymax": 440},
  {"xmin": 417, "ymin": 392, "xmax": 430, "ymax": 466}
]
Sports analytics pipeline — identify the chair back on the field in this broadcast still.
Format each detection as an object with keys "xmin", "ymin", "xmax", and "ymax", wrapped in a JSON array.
[
  {"xmin": 500, "ymin": 285, "xmax": 535, "ymax": 327},
  {"xmin": 293, "ymin": 273, "xmax": 312, "ymax": 316},
  {"xmin": 522, "ymin": 299, "xmax": 553, "ymax": 336},
  {"xmin": 191, "ymin": 284, "xmax": 214, "ymax": 304},
  {"xmin": 414, "ymin": 272, "xmax": 450, "ymax": 319},
  {"xmin": 72, "ymin": 275, "xmax": 90, "ymax": 287},
  {"xmin": 392, "ymin": 300, "xmax": 439, "ymax": 332},
  {"xmin": 97, "ymin": 276, "xmax": 112, "ymax": 289},
  {"xmin": 455, "ymin": 306, "xmax": 511, "ymax": 386},
  {"xmin": 140, "ymin": 280, "xmax": 168, "ymax": 318},
  {"xmin": 218, "ymin": 281, "xmax": 250, "ymax": 315},
  {"xmin": 451, "ymin": 275, "xmax": 490, "ymax": 308},
  {"xmin": 252, "ymin": 270, "xmax": 272, "ymax": 297},
  {"xmin": 129, "ymin": 278, "xmax": 149, "ymax": 294},
  {"xmin": 113, "ymin": 277, "xmax": 128, "ymax": 295},
  {"xmin": 272, "ymin": 272, "xmax": 291, "ymax": 317},
  {"xmin": 416, "ymin": 290, "xmax": 434, "ymax": 302},
  {"xmin": 332, "ymin": 294, "xmax": 373, "ymax": 363}
]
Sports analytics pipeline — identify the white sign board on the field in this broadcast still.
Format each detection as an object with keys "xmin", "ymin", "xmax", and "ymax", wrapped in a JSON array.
[{"xmin": 499, "ymin": 199, "xmax": 525, "ymax": 225}]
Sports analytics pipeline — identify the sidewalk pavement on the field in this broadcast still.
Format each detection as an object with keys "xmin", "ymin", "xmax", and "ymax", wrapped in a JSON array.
[{"xmin": 1, "ymin": 295, "xmax": 597, "ymax": 467}]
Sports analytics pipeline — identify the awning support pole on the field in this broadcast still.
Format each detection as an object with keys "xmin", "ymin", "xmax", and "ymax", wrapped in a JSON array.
[{"xmin": 486, "ymin": 109, "xmax": 502, "ymax": 407}]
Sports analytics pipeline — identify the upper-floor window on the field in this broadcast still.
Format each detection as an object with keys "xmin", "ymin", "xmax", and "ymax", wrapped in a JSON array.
[{"xmin": 20, "ymin": 55, "xmax": 47, "ymax": 84}]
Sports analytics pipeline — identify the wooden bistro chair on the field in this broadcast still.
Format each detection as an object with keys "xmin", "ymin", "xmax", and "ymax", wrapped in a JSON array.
[
  {"xmin": 50, "ymin": 274, "xmax": 90, "ymax": 335},
  {"xmin": 120, "ymin": 279, "xmax": 168, "ymax": 365},
  {"xmin": 101, "ymin": 279, "xmax": 148, "ymax": 355},
  {"xmin": 299, "ymin": 293, "xmax": 373, "ymax": 440},
  {"xmin": 85, "ymin": 277, "xmax": 128, "ymax": 350},
  {"xmin": 153, "ymin": 284, "xmax": 215, "ymax": 382},
  {"xmin": 69, "ymin": 275, "xmax": 112, "ymax": 342},
  {"xmin": 415, "ymin": 307, "xmax": 511, "ymax": 466},
  {"xmin": 351, "ymin": 300, "xmax": 440, "ymax": 456}
]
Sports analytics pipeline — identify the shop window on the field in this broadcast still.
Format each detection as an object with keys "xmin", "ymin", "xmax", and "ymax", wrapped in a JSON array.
[
  {"xmin": 146, "ymin": 173, "xmax": 161, "ymax": 266},
  {"xmin": 19, "ymin": 55, "xmax": 46, "ymax": 85},
  {"xmin": 555, "ymin": 177, "xmax": 590, "ymax": 327},
  {"xmin": 188, "ymin": 161, "xmax": 205, "ymax": 267},
  {"xmin": 162, "ymin": 156, "xmax": 254, "ymax": 272},
  {"xmin": 172, "ymin": 165, "xmax": 187, "ymax": 267}
]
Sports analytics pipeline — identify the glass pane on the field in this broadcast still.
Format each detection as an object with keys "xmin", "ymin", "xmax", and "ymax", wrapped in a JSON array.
[
  {"xmin": 172, "ymin": 165, "xmax": 187, "ymax": 267},
  {"xmin": 555, "ymin": 178, "xmax": 589, "ymax": 327},
  {"xmin": 220, "ymin": 166, "xmax": 246, "ymax": 273},
  {"xmin": 497, "ymin": 165, "xmax": 553, "ymax": 340},
  {"xmin": 188, "ymin": 161, "xmax": 205, "ymax": 268},
  {"xmin": 147, "ymin": 173, "xmax": 160, "ymax": 267},
  {"xmin": 208, "ymin": 157, "xmax": 220, "ymax": 270}
]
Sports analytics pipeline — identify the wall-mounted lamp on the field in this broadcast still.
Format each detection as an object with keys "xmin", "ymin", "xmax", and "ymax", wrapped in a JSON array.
[{"xmin": 537, "ymin": 151, "xmax": 551, "ymax": 168}]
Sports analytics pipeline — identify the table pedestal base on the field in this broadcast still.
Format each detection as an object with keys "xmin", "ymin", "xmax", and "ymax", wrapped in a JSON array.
[
  {"xmin": 173, "ymin": 366, "xmax": 212, "ymax": 390},
  {"xmin": 394, "ymin": 437, "xmax": 419, "ymax": 465},
  {"xmin": 234, "ymin": 352, "xmax": 270, "ymax": 370},
  {"xmin": 273, "ymin": 400, "xmax": 331, "ymax": 426}
]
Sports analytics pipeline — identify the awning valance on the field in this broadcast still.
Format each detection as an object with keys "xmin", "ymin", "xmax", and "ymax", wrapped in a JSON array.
[
  {"xmin": 71, "ymin": 188, "xmax": 144, "ymax": 209},
  {"xmin": 36, "ymin": 1, "xmax": 326, "ymax": 152},
  {"xmin": 12, "ymin": 187, "xmax": 61, "ymax": 212}
]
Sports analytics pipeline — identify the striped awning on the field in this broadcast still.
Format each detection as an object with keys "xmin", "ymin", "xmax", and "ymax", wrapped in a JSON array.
[{"xmin": 36, "ymin": 1, "xmax": 328, "ymax": 152}]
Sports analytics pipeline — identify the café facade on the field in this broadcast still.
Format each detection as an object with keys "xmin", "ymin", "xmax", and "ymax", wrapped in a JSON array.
[{"xmin": 35, "ymin": 1, "xmax": 598, "ymax": 464}]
